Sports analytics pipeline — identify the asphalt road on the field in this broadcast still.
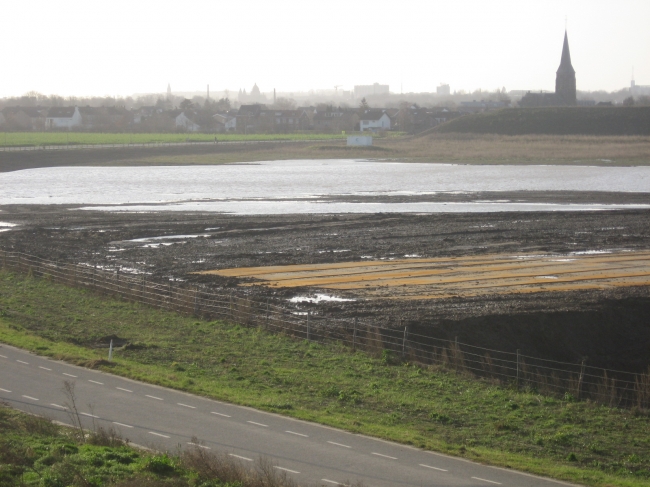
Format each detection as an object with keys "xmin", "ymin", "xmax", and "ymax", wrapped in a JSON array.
[{"xmin": 0, "ymin": 343, "xmax": 576, "ymax": 487}]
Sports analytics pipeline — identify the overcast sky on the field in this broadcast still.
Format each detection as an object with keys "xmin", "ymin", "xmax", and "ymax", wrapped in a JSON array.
[{"xmin": 2, "ymin": 0, "xmax": 649, "ymax": 98}]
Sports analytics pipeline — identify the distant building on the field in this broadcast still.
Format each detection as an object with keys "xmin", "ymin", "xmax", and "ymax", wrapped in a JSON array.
[
  {"xmin": 257, "ymin": 109, "xmax": 310, "ymax": 133},
  {"xmin": 213, "ymin": 113, "xmax": 237, "ymax": 132},
  {"xmin": 436, "ymin": 84, "xmax": 450, "ymax": 96},
  {"xmin": 354, "ymin": 83, "xmax": 389, "ymax": 98},
  {"xmin": 1, "ymin": 106, "xmax": 46, "ymax": 130},
  {"xmin": 520, "ymin": 31, "xmax": 577, "ymax": 107},
  {"xmin": 46, "ymin": 106, "xmax": 82, "ymax": 129},
  {"xmin": 359, "ymin": 109, "xmax": 391, "ymax": 132},
  {"xmin": 173, "ymin": 111, "xmax": 201, "ymax": 132},
  {"xmin": 238, "ymin": 84, "xmax": 267, "ymax": 104},
  {"xmin": 630, "ymin": 79, "xmax": 650, "ymax": 96},
  {"xmin": 312, "ymin": 109, "xmax": 359, "ymax": 133}
]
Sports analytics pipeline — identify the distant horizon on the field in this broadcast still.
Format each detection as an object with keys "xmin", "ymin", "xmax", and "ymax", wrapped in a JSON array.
[{"xmin": 0, "ymin": 83, "xmax": 641, "ymax": 102}]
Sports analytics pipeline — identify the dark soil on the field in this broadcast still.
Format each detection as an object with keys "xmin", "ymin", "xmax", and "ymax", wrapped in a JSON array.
[{"xmin": 1, "ymin": 203, "xmax": 649, "ymax": 372}]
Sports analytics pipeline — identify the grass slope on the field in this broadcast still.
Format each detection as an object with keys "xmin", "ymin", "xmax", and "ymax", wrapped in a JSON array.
[
  {"xmin": 1, "ymin": 271, "xmax": 649, "ymax": 486},
  {"xmin": 432, "ymin": 107, "xmax": 650, "ymax": 136},
  {"xmin": 0, "ymin": 132, "xmax": 346, "ymax": 147},
  {"xmin": 0, "ymin": 404, "xmax": 301, "ymax": 487}
]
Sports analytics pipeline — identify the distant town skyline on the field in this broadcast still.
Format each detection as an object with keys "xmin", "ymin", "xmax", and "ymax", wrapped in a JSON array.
[{"xmin": 2, "ymin": 0, "xmax": 649, "ymax": 99}]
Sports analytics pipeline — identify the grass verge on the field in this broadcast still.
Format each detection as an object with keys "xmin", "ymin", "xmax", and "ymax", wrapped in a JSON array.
[
  {"xmin": 0, "ymin": 132, "xmax": 348, "ymax": 147},
  {"xmin": 0, "ymin": 403, "xmax": 304, "ymax": 486},
  {"xmin": 1, "ymin": 270, "xmax": 649, "ymax": 486}
]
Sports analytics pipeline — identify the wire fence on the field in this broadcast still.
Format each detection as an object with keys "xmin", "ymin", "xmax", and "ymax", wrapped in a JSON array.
[{"xmin": 2, "ymin": 250, "xmax": 649, "ymax": 410}]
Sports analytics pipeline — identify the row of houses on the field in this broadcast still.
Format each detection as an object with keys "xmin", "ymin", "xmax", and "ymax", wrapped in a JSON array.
[{"xmin": 0, "ymin": 104, "xmax": 461, "ymax": 134}]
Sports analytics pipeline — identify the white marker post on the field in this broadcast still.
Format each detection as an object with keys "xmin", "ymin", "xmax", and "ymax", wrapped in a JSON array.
[{"xmin": 108, "ymin": 339, "xmax": 113, "ymax": 362}]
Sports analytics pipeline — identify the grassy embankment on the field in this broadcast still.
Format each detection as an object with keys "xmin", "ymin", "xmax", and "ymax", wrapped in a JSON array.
[
  {"xmin": 0, "ymin": 132, "xmax": 347, "ymax": 147},
  {"xmin": 101, "ymin": 133, "xmax": 650, "ymax": 167},
  {"xmin": 0, "ymin": 404, "xmax": 302, "ymax": 487},
  {"xmin": 1, "ymin": 271, "xmax": 649, "ymax": 486},
  {"xmin": 432, "ymin": 107, "xmax": 650, "ymax": 136}
]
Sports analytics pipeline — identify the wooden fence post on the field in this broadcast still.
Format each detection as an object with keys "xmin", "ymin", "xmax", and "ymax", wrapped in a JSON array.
[
  {"xmin": 306, "ymin": 312, "xmax": 310, "ymax": 341},
  {"xmin": 402, "ymin": 325, "xmax": 408, "ymax": 359},
  {"xmin": 577, "ymin": 358, "xmax": 587, "ymax": 400},
  {"xmin": 194, "ymin": 288, "xmax": 199, "ymax": 316},
  {"xmin": 353, "ymin": 317, "xmax": 357, "ymax": 352},
  {"xmin": 516, "ymin": 349, "xmax": 520, "ymax": 388}
]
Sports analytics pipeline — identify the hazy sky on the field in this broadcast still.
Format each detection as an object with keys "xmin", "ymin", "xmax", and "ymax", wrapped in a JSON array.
[{"xmin": 2, "ymin": 0, "xmax": 649, "ymax": 98}]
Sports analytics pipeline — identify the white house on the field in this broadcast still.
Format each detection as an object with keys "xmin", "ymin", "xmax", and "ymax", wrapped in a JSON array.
[
  {"xmin": 175, "ymin": 111, "xmax": 201, "ymax": 132},
  {"xmin": 359, "ymin": 110, "xmax": 391, "ymax": 132},
  {"xmin": 46, "ymin": 106, "xmax": 82, "ymax": 129}
]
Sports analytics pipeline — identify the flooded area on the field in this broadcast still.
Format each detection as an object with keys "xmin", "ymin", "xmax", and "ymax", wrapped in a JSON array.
[{"xmin": 1, "ymin": 160, "xmax": 649, "ymax": 213}]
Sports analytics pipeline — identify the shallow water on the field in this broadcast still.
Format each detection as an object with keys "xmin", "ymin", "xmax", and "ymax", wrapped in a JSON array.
[{"xmin": 1, "ymin": 160, "xmax": 649, "ymax": 214}]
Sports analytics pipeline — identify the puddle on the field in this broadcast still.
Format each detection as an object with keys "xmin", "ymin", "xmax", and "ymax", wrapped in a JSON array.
[
  {"xmin": 536, "ymin": 275, "xmax": 559, "ymax": 279},
  {"xmin": 404, "ymin": 254, "xmax": 422, "ymax": 258},
  {"xmin": 572, "ymin": 250, "xmax": 613, "ymax": 255},
  {"xmin": 0, "ymin": 222, "xmax": 17, "ymax": 232},
  {"xmin": 289, "ymin": 294, "xmax": 356, "ymax": 304},
  {"xmin": 141, "ymin": 242, "xmax": 175, "ymax": 248},
  {"xmin": 126, "ymin": 234, "xmax": 211, "ymax": 243}
]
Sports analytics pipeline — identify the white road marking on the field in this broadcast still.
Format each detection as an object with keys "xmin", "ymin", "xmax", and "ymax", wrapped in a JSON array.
[
  {"xmin": 88, "ymin": 380, "xmax": 104, "ymax": 385},
  {"xmin": 274, "ymin": 466, "xmax": 300, "ymax": 474},
  {"xmin": 113, "ymin": 422, "xmax": 133, "ymax": 428},
  {"xmin": 22, "ymin": 395, "xmax": 39, "ymax": 401},
  {"xmin": 63, "ymin": 373, "xmax": 77, "ymax": 378},
  {"xmin": 327, "ymin": 441, "xmax": 351, "ymax": 448},
  {"xmin": 322, "ymin": 480, "xmax": 347, "ymax": 486},
  {"xmin": 471, "ymin": 477, "xmax": 502, "ymax": 485},
  {"xmin": 81, "ymin": 412, "xmax": 99, "ymax": 418},
  {"xmin": 149, "ymin": 432, "xmax": 170, "ymax": 438},
  {"xmin": 39, "ymin": 366, "xmax": 52, "ymax": 371},
  {"xmin": 211, "ymin": 411, "xmax": 231, "ymax": 417},
  {"xmin": 16, "ymin": 360, "xmax": 29, "ymax": 364},
  {"xmin": 0, "ymin": 388, "xmax": 11, "ymax": 393},
  {"xmin": 229, "ymin": 454, "xmax": 253, "ymax": 462},
  {"xmin": 116, "ymin": 387, "xmax": 133, "ymax": 392},
  {"xmin": 51, "ymin": 404, "xmax": 67, "ymax": 409},
  {"xmin": 177, "ymin": 403, "xmax": 196, "ymax": 409},
  {"xmin": 187, "ymin": 442, "xmax": 211, "ymax": 449},
  {"xmin": 419, "ymin": 464, "xmax": 448, "ymax": 472},
  {"xmin": 145, "ymin": 395, "xmax": 163, "ymax": 400},
  {"xmin": 0, "ymin": 354, "xmax": 7, "ymax": 358},
  {"xmin": 247, "ymin": 420, "xmax": 268, "ymax": 427},
  {"xmin": 372, "ymin": 452, "xmax": 397, "ymax": 460},
  {"xmin": 286, "ymin": 430, "xmax": 308, "ymax": 437}
]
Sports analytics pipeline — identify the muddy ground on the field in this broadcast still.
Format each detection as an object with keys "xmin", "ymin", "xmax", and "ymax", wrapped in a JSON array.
[{"xmin": 1, "ymin": 201, "xmax": 649, "ymax": 371}]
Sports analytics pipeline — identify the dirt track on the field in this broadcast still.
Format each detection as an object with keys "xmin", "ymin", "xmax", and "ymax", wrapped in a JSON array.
[{"xmin": 1, "ymin": 203, "xmax": 650, "ymax": 371}]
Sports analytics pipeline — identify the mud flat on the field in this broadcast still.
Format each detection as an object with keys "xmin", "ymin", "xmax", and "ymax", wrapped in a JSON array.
[{"xmin": 1, "ymin": 202, "xmax": 650, "ymax": 372}]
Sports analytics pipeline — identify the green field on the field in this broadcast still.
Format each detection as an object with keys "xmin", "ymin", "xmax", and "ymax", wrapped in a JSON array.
[
  {"xmin": 1, "ymin": 271, "xmax": 649, "ymax": 486},
  {"xmin": 0, "ymin": 132, "xmax": 347, "ymax": 147}
]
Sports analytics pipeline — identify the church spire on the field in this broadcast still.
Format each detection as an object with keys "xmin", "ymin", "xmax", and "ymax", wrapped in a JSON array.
[
  {"xmin": 555, "ymin": 30, "xmax": 577, "ymax": 105},
  {"xmin": 557, "ymin": 30, "xmax": 575, "ymax": 75}
]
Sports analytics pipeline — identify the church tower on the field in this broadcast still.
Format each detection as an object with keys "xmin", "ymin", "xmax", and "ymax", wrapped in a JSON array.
[{"xmin": 555, "ymin": 31, "xmax": 576, "ymax": 105}]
